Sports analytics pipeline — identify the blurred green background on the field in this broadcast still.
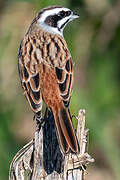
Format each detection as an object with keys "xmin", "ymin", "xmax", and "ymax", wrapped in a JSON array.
[{"xmin": 0, "ymin": 0, "xmax": 120, "ymax": 179}]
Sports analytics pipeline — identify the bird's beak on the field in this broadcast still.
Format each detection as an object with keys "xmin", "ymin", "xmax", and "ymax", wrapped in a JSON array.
[{"xmin": 71, "ymin": 12, "xmax": 80, "ymax": 20}]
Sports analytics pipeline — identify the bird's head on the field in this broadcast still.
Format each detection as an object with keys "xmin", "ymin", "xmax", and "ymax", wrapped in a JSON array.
[{"xmin": 31, "ymin": 6, "xmax": 79, "ymax": 36}]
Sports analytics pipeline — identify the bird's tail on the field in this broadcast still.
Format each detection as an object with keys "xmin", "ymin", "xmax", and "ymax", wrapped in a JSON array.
[{"xmin": 53, "ymin": 107, "xmax": 79, "ymax": 154}]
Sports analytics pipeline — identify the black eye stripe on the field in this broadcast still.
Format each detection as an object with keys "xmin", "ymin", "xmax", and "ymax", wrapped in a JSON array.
[
  {"xmin": 59, "ymin": 11, "xmax": 66, "ymax": 17},
  {"xmin": 58, "ymin": 10, "xmax": 71, "ymax": 18},
  {"xmin": 45, "ymin": 10, "xmax": 71, "ymax": 28},
  {"xmin": 66, "ymin": 11, "xmax": 71, "ymax": 16},
  {"xmin": 45, "ymin": 15, "xmax": 61, "ymax": 27}
]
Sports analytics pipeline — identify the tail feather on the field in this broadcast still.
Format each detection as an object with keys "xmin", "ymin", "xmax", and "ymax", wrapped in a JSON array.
[
  {"xmin": 53, "ymin": 110, "xmax": 69, "ymax": 153},
  {"xmin": 53, "ymin": 107, "xmax": 79, "ymax": 153},
  {"xmin": 59, "ymin": 108, "xmax": 79, "ymax": 153}
]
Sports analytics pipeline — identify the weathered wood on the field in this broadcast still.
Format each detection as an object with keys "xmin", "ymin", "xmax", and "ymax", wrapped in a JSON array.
[
  {"xmin": 64, "ymin": 110, "xmax": 94, "ymax": 180},
  {"xmin": 9, "ymin": 110, "xmax": 94, "ymax": 180}
]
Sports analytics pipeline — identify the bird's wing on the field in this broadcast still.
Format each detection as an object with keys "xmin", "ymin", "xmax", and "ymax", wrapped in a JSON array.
[
  {"xmin": 54, "ymin": 56, "xmax": 77, "ymax": 153},
  {"xmin": 18, "ymin": 35, "xmax": 42, "ymax": 117},
  {"xmin": 55, "ymin": 57, "xmax": 73, "ymax": 108},
  {"xmin": 45, "ymin": 35, "xmax": 74, "ymax": 109}
]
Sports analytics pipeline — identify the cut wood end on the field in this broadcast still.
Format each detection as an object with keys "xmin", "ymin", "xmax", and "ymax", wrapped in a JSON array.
[{"xmin": 78, "ymin": 109, "xmax": 86, "ymax": 117}]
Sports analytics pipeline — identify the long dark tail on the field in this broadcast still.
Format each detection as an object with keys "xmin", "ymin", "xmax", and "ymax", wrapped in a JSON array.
[{"xmin": 53, "ymin": 107, "xmax": 79, "ymax": 154}]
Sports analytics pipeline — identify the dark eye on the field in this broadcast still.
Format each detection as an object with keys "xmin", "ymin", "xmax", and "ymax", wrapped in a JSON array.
[
  {"xmin": 59, "ymin": 11, "xmax": 66, "ymax": 17},
  {"xmin": 66, "ymin": 11, "xmax": 71, "ymax": 16}
]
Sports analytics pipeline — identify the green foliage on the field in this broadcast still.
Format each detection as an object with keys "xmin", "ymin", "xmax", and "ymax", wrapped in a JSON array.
[{"xmin": 0, "ymin": 107, "xmax": 20, "ymax": 179}]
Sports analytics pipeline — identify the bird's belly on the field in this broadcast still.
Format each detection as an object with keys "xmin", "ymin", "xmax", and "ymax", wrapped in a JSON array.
[{"xmin": 40, "ymin": 64, "xmax": 62, "ymax": 109}]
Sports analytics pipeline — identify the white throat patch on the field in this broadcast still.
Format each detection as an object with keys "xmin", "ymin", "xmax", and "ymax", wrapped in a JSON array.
[{"xmin": 38, "ymin": 22, "xmax": 63, "ymax": 36}]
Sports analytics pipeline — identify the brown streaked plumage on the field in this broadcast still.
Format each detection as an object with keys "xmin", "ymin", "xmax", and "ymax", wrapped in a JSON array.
[{"xmin": 18, "ymin": 6, "xmax": 79, "ymax": 154}]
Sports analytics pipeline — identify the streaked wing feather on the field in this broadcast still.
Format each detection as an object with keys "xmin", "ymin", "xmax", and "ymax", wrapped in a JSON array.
[
  {"xmin": 18, "ymin": 37, "xmax": 42, "ymax": 116},
  {"xmin": 56, "ymin": 57, "xmax": 73, "ymax": 108}
]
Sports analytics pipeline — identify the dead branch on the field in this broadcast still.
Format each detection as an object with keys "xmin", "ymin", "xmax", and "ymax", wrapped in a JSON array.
[{"xmin": 9, "ymin": 109, "xmax": 94, "ymax": 180}]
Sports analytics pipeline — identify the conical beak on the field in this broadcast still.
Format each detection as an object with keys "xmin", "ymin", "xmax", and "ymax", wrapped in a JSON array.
[{"xmin": 71, "ymin": 11, "xmax": 80, "ymax": 19}]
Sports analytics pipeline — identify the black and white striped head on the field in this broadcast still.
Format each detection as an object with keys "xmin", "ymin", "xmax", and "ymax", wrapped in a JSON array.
[{"xmin": 34, "ymin": 6, "xmax": 79, "ymax": 36}]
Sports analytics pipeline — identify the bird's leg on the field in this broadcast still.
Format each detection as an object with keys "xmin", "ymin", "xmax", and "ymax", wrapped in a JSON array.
[
  {"xmin": 33, "ymin": 111, "xmax": 43, "ymax": 131},
  {"xmin": 34, "ymin": 108, "xmax": 49, "ymax": 131}
]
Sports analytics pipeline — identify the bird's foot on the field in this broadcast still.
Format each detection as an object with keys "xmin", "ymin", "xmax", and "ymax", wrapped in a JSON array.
[
  {"xmin": 33, "ymin": 108, "xmax": 49, "ymax": 131},
  {"xmin": 33, "ymin": 116, "xmax": 44, "ymax": 131}
]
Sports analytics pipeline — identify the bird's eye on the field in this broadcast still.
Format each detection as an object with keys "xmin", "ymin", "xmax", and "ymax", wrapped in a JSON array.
[
  {"xmin": 59, "ymin": 11, "xmax": 66, "ymax": 17},
  {"xmin": 66, "ymin": 11, "xmax": 71, "ymax": 16}
]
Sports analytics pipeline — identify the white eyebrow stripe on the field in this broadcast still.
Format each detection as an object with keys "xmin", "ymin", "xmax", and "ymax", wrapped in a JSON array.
[{"xmin": 38, "ymin": 8, "xmax": 70, "ymax": 23}]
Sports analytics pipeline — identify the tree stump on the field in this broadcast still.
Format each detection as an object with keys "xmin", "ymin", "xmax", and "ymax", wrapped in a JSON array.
[{"xmin": 9, "ymin": 109, "xmax": 94, "ymax": 180}]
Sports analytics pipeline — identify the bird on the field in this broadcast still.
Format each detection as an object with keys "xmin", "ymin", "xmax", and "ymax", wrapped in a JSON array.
[{"xmin": 18, "ymin": 5, "xmax": 79, "ymax": 154}]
